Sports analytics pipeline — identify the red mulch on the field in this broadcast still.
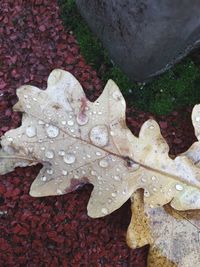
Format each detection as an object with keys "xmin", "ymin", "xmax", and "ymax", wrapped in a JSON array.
[{"xmin": 0, "ymin": 1, "xmax": 197, "ymax": 266}]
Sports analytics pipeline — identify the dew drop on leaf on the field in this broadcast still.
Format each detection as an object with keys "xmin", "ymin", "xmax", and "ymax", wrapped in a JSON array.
[
  {"xmin": 26, "ymin": 126, "xmax": 37, "ymax": 138},
  {"xmin": 99, "ymin": 159, "xmax": 109, "ymax": 168},
  {"xmin": 67, "ymin": 120, "xmax": 74, "ymax": 126},
  {"xmin": 114, "ymin": 175, "xmax": 120, "ymax": 181},
  {"xmin": 144, "ymin": 190, "xmax": 150, "ymax": 197},
  {"xmin": 112, "ymin": 91, "xmax": 122, "ymax": 101},
  {"xmin": 56, "ymin": 189, "xmax": 63, "ymax": 195},
  {"xmin": 76, "ymin": 113, "xmax": 89, "ymax": 126},
  {"xmin": 89, "ymin": 125, "xmax": 109, "ymax": 147},
  {"xmin": 45, "ymin": 150, "xmax": 54, "ymax": 159},
  {"xmin": 195, "ymin": 116, "xmax": 200, "ymax": 122},
  {"xmin": 7, "ymin": 137, "xmax": 13, "ymax": 142},
  {"xmin": 47, "ymin": 169, "xmax": 53, "ymax": 175},
  {"xmin": 175, "ymin": 184, "xmax": 184, "ymax": 191},
  {"xmin": 41, "ymin": 176, "xmax": 47, "ymax": 181},
  {"xmin": 62, "ymin": 170, "xmax": 68, "ymax": 175},
  {"xmin": 63, "ymin": 153, "xmax": 76, "ymax": 164},
  {"xmin": 46, "ymin": 125, "xmax": 60, "ymax": 138},
  {"xmin": 101, "ymin": 207, "xmax": 109, "ymax": 215},
  {"xmin": 111, "ymin": 192, "xmax": 117, "ymax": 198},
  {"xmin": 58, "ymin": 150, "xmax": 65, "ymax": 156}
]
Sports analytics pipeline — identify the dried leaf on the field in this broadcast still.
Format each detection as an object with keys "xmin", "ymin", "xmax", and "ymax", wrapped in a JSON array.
[
  {"xmin": 1, "ymin": 69, "xmax": 200, "ymax": 221},
  {"xmin": 127, "ymin": 190, "xmax": 200, "ymax": 267}
]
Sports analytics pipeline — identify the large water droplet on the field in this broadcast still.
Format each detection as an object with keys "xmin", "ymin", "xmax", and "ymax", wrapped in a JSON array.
[
  {"xmin": 26, "ymin": 126, "xmax": 37, "ymax": 138},
  {"xmin": 63, "ymin": 153, "xmax": 76, "ymax": 164},
  {"xmin": 99, "ymin": 159, "xmax": 109, "ymax": 168},
  {"xmin": 76, "ymin": 113, "xmax": 89, "ymax": 126},
  {"xmin": 46, "ymin": 125, "xmax": 59, "ymax": 138},
  {"xmin": 101, "ymin": 207, "xmax": 108, "ymax": 215},
  {"xmin": 89, "ymin": 125, "xmax": 109, "ymax": 147},
  {"xmin": 45, "ymin": 150, "xmax": 54, "ymax": 159}
]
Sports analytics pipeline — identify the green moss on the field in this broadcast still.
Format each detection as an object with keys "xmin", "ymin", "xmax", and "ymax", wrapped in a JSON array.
[{"xmin": 58, "ymin": 0, "xmax": 200, "ymax": 115}]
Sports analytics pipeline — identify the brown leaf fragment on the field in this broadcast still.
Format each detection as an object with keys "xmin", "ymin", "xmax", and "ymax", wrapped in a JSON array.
[{"xmin": 128, "ymin": 191, "xmax": 200, "ymax": 267}]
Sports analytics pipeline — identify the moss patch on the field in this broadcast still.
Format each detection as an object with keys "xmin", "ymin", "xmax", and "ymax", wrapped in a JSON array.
[{"xmin": 58, "ymin": 0, "xmax": 200, "ymax": 115}]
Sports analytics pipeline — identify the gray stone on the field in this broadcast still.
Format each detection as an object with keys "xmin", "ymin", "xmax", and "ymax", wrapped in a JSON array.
[{"xmin": 75, "ymin": 0, "xmax": 200, "ymax": 82}]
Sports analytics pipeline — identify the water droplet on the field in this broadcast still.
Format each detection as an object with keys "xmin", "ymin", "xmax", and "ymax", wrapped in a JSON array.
[
  {"xmin": 62, "ymin": 170, "xmax": 68, "ymax": 175},
  {"xmin": 111, "ymin": 192, "xmax": 117, "ymax": 198},
  {"xmin": 46, "ymin": 125, "xmax": 59, "ymax": 138},
  {"xmin": 101, "ymin": 207, "xmax": 108, "ymax": 215},
  {"xmin": 38, "ymin": 120, "xmax": 45, "ymax": 125},
  {"xmin": 110, "ymin": 131, "xmax": 115, "ymax": 136},
  {"xmin": 122, "ymin": 187, "xmax": 128, "ymax": 195},
  {"xmin": 7, "ymin": 136, "xmax": 13, "ymax": 142},
  {"xmin": 24, "ymin": 95, "xmax": 28, "ymax": 99},
  {"xmin": 151, "ymin": 176, "xmax": 156, "ymax": 181},
  {"xmin": 67, "ymin": 120, "xmax": 74, "ymax": 126},
  {"xmin": 91, "ymin": 170, "xmax": 97, "ymax": 175},
  {"xmin": 56, "ymin": 189, "xmax": 63, "ymax": 195},
  {"xmin": 61, "ymin": 120, "xmax": 67, "ymax": 125},
  {"xmin": 196, "ymin": 116, "xmax": 200, "ymax": 122},
  {"xmin": 26, "ymin": 104, "xmax": 31, "ymax": 109},
  {"xmin": 41, "ymin": 176, "xmax": 47, "ymax": 181},
  {"xmin": 45, "ymin": 150, "xmax": 54, "ymax": 159},
  {"xmin": 63, "ymin": 153, "xmax": 76, "ymax": 164},
  {"xmin": 144, "ymin": 190, "xmax": 150, "ymax": 197},
  {"xmin": 153, "ymin": 187, "xmax": 157, "ymax": 192},
  {"xmin": 41, "ymin": 147, "xmax": 45, "ymax": 151},
  {"xmin": 58, "ymin": 150, "xmax": 65, "ymax": 156},
  {"xmin": 90, "ymin": 125, "xmax": 109, "ymax": 147},
  {"xmin": 95, "ymin": 151, "xmax": 101, "ymax": 156},
  {"xmin": 33, "ymin": 97, "xmax": 37, "ymax": 101},
  {"xmin": 112, "ymin": 91, "xmax": 122, "ymax": 101},
  {"xmin": 87, "ymin": 154, "xmax": 91, "ymax": 159},
  {"xmin": 74, "ymin": 174, "xmax": 79, "ymax": 179},
  {"xmin": 76, "ymin": 113, "xmax": 89, "ymax": 126},
  {"xmin": 99, "ymin": 159, "xmax": 109, "ymax": 168},
  {"xmin": 26, "ymin": 126, "xmax": 37, "ymax": 138},
  {"xmin": 175, "ymin": 184, "xmax": 184, "ymax": 191},
  {"xmin": 114, "ymin": 175, "xmax": 120, "ymax": 181},
  {"xmin": 149, "ymin": 125, "xmax": 154, "ymax": 130},
  {"xmin": 47, "ymin": 169, "xmax": 53, "ymax": 175},
  {"xmin": 141, "ymin": 177, "xmax": 146, "ymax": 183}
]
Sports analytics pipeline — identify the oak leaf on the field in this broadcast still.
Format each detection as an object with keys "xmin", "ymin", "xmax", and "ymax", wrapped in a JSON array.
[
  {"xmin": 1, "ymin": 69, "xmax": 200, "ymax": 219},
  {"xmin": 127, "ymin": 105, "xmax": 200, "ymax": 267}
]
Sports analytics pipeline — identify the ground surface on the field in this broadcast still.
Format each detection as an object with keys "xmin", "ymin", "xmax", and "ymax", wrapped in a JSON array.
[{"xmin": 0, "ymin": 1, "xmax": 197, "ymax": 266}]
